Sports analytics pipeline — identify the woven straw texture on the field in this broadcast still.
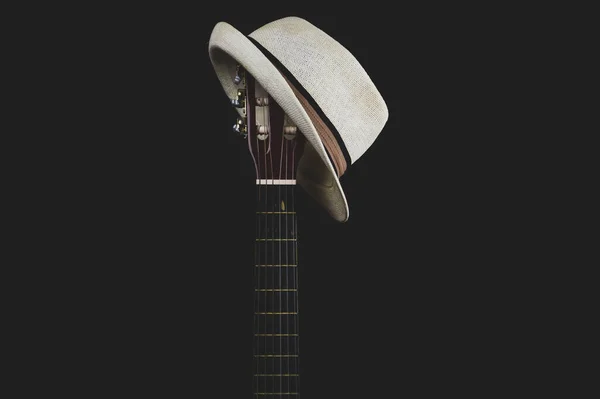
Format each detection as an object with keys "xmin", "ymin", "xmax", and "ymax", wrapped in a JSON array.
[{"xmin": 250, "ymin": 17, "xmax": 388, "ymax": 164}]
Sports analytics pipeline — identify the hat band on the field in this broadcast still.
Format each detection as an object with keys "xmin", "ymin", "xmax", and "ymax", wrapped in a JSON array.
[{"xmin": 247, "ymin": 36, "xmax": 352, "ymax": 176}]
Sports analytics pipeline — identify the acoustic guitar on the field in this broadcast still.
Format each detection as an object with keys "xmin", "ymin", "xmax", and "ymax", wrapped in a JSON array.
[{"xmin": 231, "ymin": 64, "xmax": 304, "ymax": 397}]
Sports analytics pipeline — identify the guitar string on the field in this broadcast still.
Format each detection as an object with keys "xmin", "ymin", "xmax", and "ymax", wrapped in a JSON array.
[
  {"xmin": 289, "ymin": 120, "xmax": 296, "ymax": 395},
  {"xmin": 263, "ymin": 99, "xmax": 273, "ymax": 392},
  {"xmin": 263, "ymin": 96, "xmax": 271, "ymax": 397},
  {"xmin": 292, "ymin": 136, "xmax": 300, "ymax": 397},
  {"xmin": 266, "ymin": 99, "xmax": 276, "ymax": 397},
  {"xmin": 256, "ymin": 78, "xmax": 268, "ymax": 397},
  {"xmin": 254, "ymin": 90, "xmax": 301, "ymax": 396},
  {"xmin": 247, "ymin": 71, "xmax": 258, "ymax": 397},
  {"xmin": 255, "ymin": 137, "xmax": 261, "ymax": 398},
  {"xmin": 254, "ymin": 78, "xmax": 263, "ymax": 398},
  {"xmin": 283, "ymin": 129, "xmax": 296, "ymax": 392},
  {"xmin": 262, "ymin": 96, "xmax": 268, "ymax": 395},
  {"xmin": 261, "ymin": 96, "xmax": 269, "ymax": 394},
  {"xmin": 278, "ymin": 129, "xmax": 283, "ymax": 396}
]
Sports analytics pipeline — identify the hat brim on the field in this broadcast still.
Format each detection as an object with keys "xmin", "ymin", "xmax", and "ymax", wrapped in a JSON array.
[{"xmin": 209, "ymin": 22, "xmax": 349, "ymax": 222}]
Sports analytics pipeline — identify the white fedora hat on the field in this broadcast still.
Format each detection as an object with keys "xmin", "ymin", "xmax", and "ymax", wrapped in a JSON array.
[{"xmin": 208, "ymin": 16, "xmax": 388, "ymax": 222}]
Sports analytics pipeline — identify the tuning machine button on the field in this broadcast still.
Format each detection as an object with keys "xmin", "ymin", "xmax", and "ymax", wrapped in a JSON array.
[
  {"xmin": 233, "ymin": 117, "xmax": 247, "ymax": 138},
  {"xmin": 231, "ymin": 89, "xmax": 246, "ymax": 108},
  {"xmin": 234, "ymin": 65, "xmax": 244, "ymax": 85}
]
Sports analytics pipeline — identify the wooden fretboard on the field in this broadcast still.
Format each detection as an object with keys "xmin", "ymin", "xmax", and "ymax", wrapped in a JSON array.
[{"xmin": 253, "ymin": 183, "xmax": 300, "ymax": 397}]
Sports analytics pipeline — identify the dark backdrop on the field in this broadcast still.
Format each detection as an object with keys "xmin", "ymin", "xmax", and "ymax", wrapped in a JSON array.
[{"xmin": 40, "ymin": 6, "xmax": 554, "ymax": 397}]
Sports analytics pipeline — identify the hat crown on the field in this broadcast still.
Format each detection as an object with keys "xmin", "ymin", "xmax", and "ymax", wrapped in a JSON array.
[{"xmin": 249, "ymin": 17, "xmax": 388, "ymax": 164}]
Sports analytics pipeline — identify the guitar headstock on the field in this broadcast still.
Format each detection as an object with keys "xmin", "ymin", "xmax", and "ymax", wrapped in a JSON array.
[{"xmin": 231, "ymin": 65, "xmax": 305, "ymax": 183}]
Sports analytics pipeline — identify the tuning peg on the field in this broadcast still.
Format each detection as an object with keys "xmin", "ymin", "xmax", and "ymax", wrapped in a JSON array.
[
  {"xmin": 231, "ymin": 89, "xmax": 246, "ymax": 108},
  {"xmin": 234, "ymin": 65, "xmax": 244, "ymax": 85},
  {"xmin": 256, "ymin": 97, "xmax": 269, "ymax": 106},
  {"xmin": 233, "ymin": 117, "xmax": 247, "ymax": 138},
  {"xmin": 283, "ymin": 125, "xmax": 297, "ymax": 140}
]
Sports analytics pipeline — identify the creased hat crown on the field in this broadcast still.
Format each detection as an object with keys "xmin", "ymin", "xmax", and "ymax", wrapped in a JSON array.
[{"xmin": 248, "ymin": 17, "xmax": 388, "ymax": 165}]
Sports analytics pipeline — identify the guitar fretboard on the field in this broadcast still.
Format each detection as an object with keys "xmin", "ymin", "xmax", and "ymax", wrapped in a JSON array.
[{"xmin": 254, "ymin": 183, "xmax": 300, "ymax": 397}]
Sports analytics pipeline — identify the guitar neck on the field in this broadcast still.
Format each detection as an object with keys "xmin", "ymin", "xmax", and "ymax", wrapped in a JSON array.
[{"xmin": 253, "ymin": 182, "xmax": 300, "ymax": 397}]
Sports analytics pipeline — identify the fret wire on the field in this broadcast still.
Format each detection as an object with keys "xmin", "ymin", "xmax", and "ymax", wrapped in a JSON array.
[
  {"xmin": 254, "ymin": 288, "xmax": 298, "ymax": 292},
  {"xmin": 256, "ymin": 212, "xmax": 296, "ymax": 214},
  {"xmin": 255, "ymin": 312, "xmax": 298, "ymax": 314},
  {"xmin": 254, "ymin": 355, "xmax": 298, "ymax": 357},
  {"xmin": 256, "ymin": 239, "xmax": 297, "ymax": 241},
  {"xmin": 255, "ymin": 334, "xmax": 298, "ymax": 336}
]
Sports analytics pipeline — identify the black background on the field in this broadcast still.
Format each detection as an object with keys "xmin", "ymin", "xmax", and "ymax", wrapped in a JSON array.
[{"xmin": 21, "ymin": 5, "xmax": 566, "ymax": 397}]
